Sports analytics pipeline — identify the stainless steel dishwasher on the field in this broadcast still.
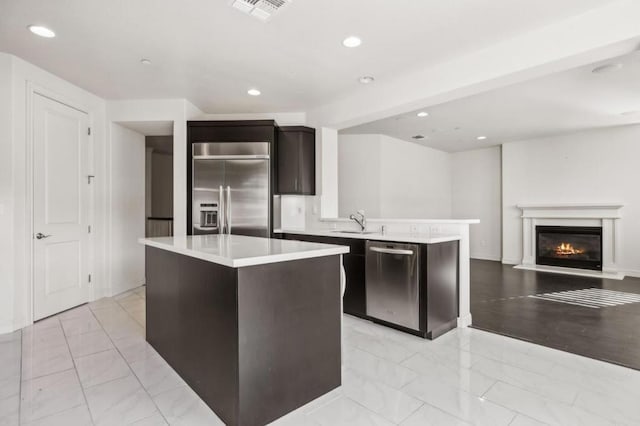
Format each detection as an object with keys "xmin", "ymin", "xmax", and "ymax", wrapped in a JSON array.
[{"xmin": 366, "ymin": 241, "xmax": 420, "ymax": 331}]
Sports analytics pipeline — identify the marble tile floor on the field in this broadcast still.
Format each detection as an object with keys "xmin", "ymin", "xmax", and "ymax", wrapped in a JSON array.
[{"xmin": 1, "ymin": 286, "xmax": 640, "ymax": 425}]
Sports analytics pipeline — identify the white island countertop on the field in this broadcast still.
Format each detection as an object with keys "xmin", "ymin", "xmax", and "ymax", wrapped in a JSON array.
[
  {"xmin": 139, "ymin": 235, "xmax": 350, "ymax": 268},
  {"xmin": 274, "ymin": 229, "xmax": 461, "ymax": 245}
]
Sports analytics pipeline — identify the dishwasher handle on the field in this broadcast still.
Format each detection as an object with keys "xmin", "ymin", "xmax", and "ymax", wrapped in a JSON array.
[{"xmin": 369, "ymin": 246, "xmax": 414, "ymax": 256}]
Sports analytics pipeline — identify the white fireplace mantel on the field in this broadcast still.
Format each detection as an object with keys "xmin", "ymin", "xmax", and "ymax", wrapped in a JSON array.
[
  {"xmin": 515, "ymin": 203, "xmax": 624, "ymax": 279},
  {"xmin": 517, "ymin": 203, "xmax": 624, "ymax": 219}
]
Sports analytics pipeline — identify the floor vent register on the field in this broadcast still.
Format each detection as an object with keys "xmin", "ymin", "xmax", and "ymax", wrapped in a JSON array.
[{"xmin": 529, "ymin": 288, "xmax": 640, "ymax": 309}]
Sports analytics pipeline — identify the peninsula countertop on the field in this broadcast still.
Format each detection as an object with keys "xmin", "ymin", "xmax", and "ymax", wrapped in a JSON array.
[
  {"xmin": 139, "ymin": 235, "xmax": 350, "ymax": 268},
  {"xmin": 274, "ymin": 229, "xmax": 461, "ymax": 245}
]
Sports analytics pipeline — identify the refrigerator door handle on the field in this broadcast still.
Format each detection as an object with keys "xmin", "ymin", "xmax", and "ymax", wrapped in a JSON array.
[
  {"xmin": 218, "ymin": 185, "xmax": 225, "ymax": 234},
  {"xmin": 226, "ymin": 186, "xmax": 231, "ymax": 234}
]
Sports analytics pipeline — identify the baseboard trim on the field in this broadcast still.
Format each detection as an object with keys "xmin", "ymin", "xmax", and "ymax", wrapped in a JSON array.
[
  {"xmin": 514, "ymin": 264, "xmax": 625, "ymax": 280},
  {"xmin": 109, "ymin": 282, "xmax": 146, "ymax": 298},
  {"xmin": 501, "ymin": 258, "xmax": 519, "ymax": 265},
  {"xmin": 0, "ymin": 319, "xmax": 26, "ymax": 334},
  {"xmin": 622, "ymin": 269, "xmax": 640, "ymax": 278},
  {"xmin": 457, "ymin": 314, "xmax": 472, "ymax": 328},
  {"xmin": 471, "ymin": 254, "xmax": 501, "ymax": 262}
]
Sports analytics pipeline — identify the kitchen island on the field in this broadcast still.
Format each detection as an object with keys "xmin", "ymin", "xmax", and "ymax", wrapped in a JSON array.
[{"xmin": 139, "ymin": 235, "xmax": 349, "ymax": 426}]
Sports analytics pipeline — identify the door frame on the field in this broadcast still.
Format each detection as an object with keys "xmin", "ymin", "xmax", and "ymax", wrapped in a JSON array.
[{"xmin": 25, "ymin": 82, "xmax": 96, "ymax": 325}]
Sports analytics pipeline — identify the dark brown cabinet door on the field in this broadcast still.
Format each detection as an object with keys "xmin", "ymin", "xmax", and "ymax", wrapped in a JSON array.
[
  {"xmin": 297, "ymin": 130, "xmax": 316, "ymax": 194},
  {"xmin": 343, "ymin": 254, "xmax": 366, "ymax": 317},
  {"xmin": 277, "ymin": 130, "xmax": 300, "ymax": 194},
  {"xmin": 277, "ymin": 127, "xmax": 316, "ymax": 195},
  {"xmin": 282, "ymin": 234, "xmax": 366, "ymax": 317},
  {"xmin": 188, "ymin": 120, "xmax": 276, "ymax": 143}
]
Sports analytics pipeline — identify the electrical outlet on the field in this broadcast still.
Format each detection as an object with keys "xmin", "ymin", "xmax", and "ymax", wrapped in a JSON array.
[{"xmin": 481, "ymin": 239, "xmax": 487, "ymax": 247}]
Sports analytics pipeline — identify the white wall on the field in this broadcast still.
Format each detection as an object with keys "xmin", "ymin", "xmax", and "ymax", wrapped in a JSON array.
[
  {"xmin": 338, "ymin": 134, "xmax": 452, "ymax": 219},
  {"xmin": 338, "ymin": 134, "xmax": 381, "ymax": 217},
  {"xmin": 0, "ymin": 53, "xmax": 14, "ymax": 332},
  {"xmin": 280, "ymin": 196, "xmax": 307, "ymax": 230},
  {"xmin": 110, "ymin": 124, "xmax": 146, "ymax": 295},
  {"xmin": 379, "ymin": 135, "xmax": 451, "ymax": 218},
  {"xmin": 502, "ymin": 125, "xmax": 640, "ymax": 276},
  {"xmin": 452, "ymin": 147, "xmax": 502, "ymax": 261},
  {"xmin": 319, "ymin": 127, "xmax": 339, "ymax": 218}
]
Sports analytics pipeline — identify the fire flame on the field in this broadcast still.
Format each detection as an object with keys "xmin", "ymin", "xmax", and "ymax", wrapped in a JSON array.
[{"xmin": 555, "ymin": 242, "xmax": 585, "ymax": 256}]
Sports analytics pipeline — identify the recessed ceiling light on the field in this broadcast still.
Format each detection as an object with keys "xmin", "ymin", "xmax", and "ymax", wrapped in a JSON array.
[
  {"xmin": 592, "ymin": 63, "xmax": 623, "ymax": 74},
  {"xmin": 417, "ymin": 111, "xmax": 429, "ymax": 118},
  {"xmin": 342, "ymin": 36, "xmax": 362, "ymax": 48},
  {"xmin": 358, "ymin": 76, "xmax": 375, "ymax": 84},
  {"xmin": 412, "ymin": 135, "xmax": 426, "ymax": 140},
  {"xmin": 247, "ymin": 88, "xmax": 261, "ymax": 96},
  {"xmin": 28, "ymin": 25, "xmax": 55, "ymax": 38},
  {"xmin": 140, "ymin": 59, "xmax": 152, "ymax": 65},
  {"xmin": 477, "ymin": 136, "xmax": 487, "ymax": 140}
]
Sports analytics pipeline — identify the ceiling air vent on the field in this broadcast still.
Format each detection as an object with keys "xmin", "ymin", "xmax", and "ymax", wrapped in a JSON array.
[{"xmin": 231, "ymin": 0, "xmax": 292, "ymax": 21}]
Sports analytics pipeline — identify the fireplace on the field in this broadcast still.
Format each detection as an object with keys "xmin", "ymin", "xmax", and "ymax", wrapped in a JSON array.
[
  {"xmin": 536, "ymin": 226, "xmax": 602, "ymax": 271},
  {"xmin": 517, "ymin": 204, "xmax": 623, "ymax": 279}
]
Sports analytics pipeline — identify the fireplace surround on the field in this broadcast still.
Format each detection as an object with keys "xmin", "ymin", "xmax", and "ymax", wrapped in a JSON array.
[
  {"xmin": 536, "ymin": 226, "xmax": 602, "ymax": 271},
  {"xmin": 515, "ymin": 203, "xmax": 624, "ymax": 279}
]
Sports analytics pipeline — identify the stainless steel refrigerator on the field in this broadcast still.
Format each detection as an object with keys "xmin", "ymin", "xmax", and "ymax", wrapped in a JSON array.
[{"xmin": 191, "ymin": 142, "xmax": 270, "ymax": 237}]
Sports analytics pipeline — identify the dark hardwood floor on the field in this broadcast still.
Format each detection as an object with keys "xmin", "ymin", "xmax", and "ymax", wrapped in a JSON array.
[{"xmin": 470, "ymin": 259, "xmax": 640, "ymax": 370}]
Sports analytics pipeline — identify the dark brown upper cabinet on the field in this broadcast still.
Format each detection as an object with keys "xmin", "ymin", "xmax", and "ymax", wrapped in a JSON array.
[
  {"xmin": 187, "ymin": 120, "xmax": 276, "ymax": 143},
  {"xmin": 276, "ymin": 126, "xmax": 316, "ymax": 195}
]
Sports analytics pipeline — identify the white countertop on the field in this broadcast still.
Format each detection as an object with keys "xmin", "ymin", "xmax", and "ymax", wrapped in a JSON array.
[
  {"xmin": 319, "ymin": 218, "xmax": 480, "ymax": 224},
  {"xmin": 274, "ymin": 229, "xmax": 461, "ymax": 245},
  {"xmin": 139, "ymin": 235, "xmax": 350, "ymax": 268}
]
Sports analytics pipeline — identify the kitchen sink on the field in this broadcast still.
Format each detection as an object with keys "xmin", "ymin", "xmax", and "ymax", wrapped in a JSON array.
[{"xmin": 330, "ymin": 230, "xmax": 378, "ymax": 235}]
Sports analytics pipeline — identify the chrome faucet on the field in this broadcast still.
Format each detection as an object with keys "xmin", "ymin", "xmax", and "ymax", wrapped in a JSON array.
[{"xmin": 349, "ymin": 210, "xmax": 366, "ymax": 232}]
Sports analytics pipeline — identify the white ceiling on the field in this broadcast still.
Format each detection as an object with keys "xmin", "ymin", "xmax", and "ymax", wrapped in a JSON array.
[
  {"xmin": 0, "ymin": 0, "xmax": 616, "ymax": 113},
  {"xmin": 341, "ymin": 50, "xmax": 640, "ymax": 152}
]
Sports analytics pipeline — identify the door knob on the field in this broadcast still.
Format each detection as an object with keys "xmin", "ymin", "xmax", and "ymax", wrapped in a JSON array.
[{"xmin": 35, "ymin": 233, "xmax": 52, "ymax": 239}]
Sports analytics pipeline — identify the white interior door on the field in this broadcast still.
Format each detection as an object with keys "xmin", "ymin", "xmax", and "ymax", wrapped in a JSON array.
[{"xmin": 33, "ymin": 93, "xmax": 91, "ymax": 320}]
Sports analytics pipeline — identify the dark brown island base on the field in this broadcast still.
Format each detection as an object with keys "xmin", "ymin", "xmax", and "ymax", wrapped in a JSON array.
[{"xmin": 139, "ymin": 235, "xmax": 350, "ymax": 426}]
